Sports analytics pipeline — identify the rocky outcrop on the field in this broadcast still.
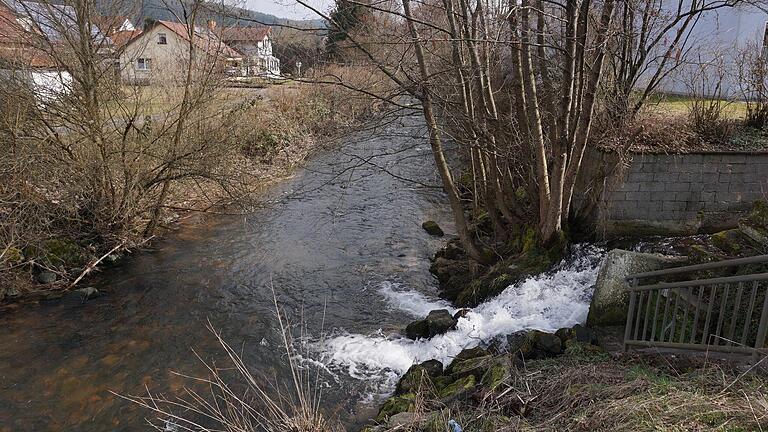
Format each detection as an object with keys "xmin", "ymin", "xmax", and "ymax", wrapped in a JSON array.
[
  {"xmin": 587, "ymin": 249, "xmax": 685, "ymax": 327},
  {"xmin": 405, "ymin": 310, "xmax": 457, "ymax": 340}
]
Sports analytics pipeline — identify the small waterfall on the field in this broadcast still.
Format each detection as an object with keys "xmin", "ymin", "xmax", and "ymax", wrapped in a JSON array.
[{"xmin": 318, "ymin": 244, "xmax": 605, "ymax": 391}]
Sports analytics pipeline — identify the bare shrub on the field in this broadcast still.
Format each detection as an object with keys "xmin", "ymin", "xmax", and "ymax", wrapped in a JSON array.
[
  {"xmin": 684, "ymin": 54, "xmax": 735, "ymax": 145},
  {"xmin": 737, "ymin": 40, "xmax": 768, "ymax": 129}
]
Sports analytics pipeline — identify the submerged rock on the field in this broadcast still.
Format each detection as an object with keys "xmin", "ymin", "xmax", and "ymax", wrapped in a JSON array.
[
  {"xmin": 422, "ymin": 220, "xmax": 445, "ymax": 236},
  {"xmin": 587, "ymin": 249, "xmax": 684, "ymax": 327},
  {"xmin": 405, "ymin": 309, "xmax": 457, "ymax": 340}
]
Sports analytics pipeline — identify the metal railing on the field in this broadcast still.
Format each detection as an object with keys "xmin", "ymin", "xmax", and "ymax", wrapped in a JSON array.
[{"xmin": 623, "ymin": 254, "xmax": 768, "ymax": 362}]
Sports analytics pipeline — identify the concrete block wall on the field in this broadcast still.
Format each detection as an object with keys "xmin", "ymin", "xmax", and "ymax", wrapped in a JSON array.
[{"xmin": 592, "ymin": 152, "xmax": 768, "ymax": 234}]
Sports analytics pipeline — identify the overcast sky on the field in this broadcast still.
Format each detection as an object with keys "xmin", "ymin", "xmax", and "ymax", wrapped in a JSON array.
[{"xmin": 245, "ymin": 0, "xmax": 333, "ymax": 20}]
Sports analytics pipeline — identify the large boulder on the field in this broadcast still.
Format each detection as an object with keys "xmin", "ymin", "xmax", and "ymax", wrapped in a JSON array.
[
  {"xmin": 587, "ymin": 249, "xmax": 684, "ymax": 327},
  {"xmin": 405, "ymin": 309, "xmax": 457, "ymax": 340}
]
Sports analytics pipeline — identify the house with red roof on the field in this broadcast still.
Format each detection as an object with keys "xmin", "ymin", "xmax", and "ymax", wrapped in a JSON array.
[
  {"xmin": 0, "ymin": 0, "xmax": 72, "ymax": 100},
  {"xmin": 118, "ymin": 19, "xmax": 243, "ymax": 83},
  {"xmin": 220, "ymin": 26, "xmax": 280, "ymax": 77}
]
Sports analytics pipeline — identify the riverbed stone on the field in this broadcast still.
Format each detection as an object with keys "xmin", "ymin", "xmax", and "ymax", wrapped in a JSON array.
[
  {"xmin": 37, "ymin": 270, "xmax": 57, "ymax": 284},
  {"xmin": 438, "ymin": 374, "xmax": 476, "ymax": 399},
  {"xmin": 395, "ymin": 365, "xmax": 430, "ymax": 395},
  {"xmin": 422, "ymin": 220, "xmax": 445, "ymax": 236},
  {"xmin": 445, "ymin": 347, "xmax": 488, "ymax": 374},
  {"xmin": 586, "ymin": 249, "xmax": 684, "ymax": 327},
  {"xmin": 76, "ymin": 287, "xmax": 100, "ymax": 300},
  {"xmin": 405, "ymin": 309, "xmax": 457, "ymax": 340},
  {"xmin": 376, "ymin": 394, "xmax": 415, "ymax": 421}
]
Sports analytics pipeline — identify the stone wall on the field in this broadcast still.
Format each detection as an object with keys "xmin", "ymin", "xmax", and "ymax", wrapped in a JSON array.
[{"xmin": 583, "ymin": 151, "xmax": 768, "ymax": 235}]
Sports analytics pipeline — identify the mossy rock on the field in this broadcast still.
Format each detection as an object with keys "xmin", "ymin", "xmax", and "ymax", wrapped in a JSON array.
[
  {"xmin": 739, "ymin": 201, "xmax": 768, "ymax": 247},
  {"xmin": 395, "ymin": 365, "xmax": 430, "ymax": 395},
  {"xmin": 711, "ymin": 229, "xmax": 747, "ymax": 255},
  {"xmin": 422, "ymin": 221, "xmax": 445, "ymax": 237},
  {"xmin": 449, "ymin": 355, "xmax": 493, "ymax": 379},
  {"xmin": 480, "ymin": 361, "xmax": 510, "ymax": 389},
  {"xmin": 376, "ymin": 393, "xmax": 416, "ymax": 422},
  {"xmin": 33, "ymin": 238, "xmax": 87, "ymax": 269},
  {"xmin": 446, "ymin": 347, "xmax": 488, "ymax": 374},
  {"xmin": 438, "ymin": 374, "xmax": 476, "ymax": 398}
]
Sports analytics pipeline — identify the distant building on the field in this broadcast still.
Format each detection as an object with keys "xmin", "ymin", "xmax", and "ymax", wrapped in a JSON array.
[
  {"xmin": 220, "ymin": 26, "xmax": 281, "ymax": 77},
  {"xmin": 119, "ymin": 19, "xmax": 243, "ymax": 83},
  {"xmin": 0, "ymin": 0, "xmax": 77, "ymax": 100}
]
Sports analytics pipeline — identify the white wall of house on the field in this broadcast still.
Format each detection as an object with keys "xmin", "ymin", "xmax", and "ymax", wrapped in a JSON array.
[
  {"xmin": 119, "ymin": 24, "xmax": 238, "ymax": 83},
  {"xmin": 226, "ymin": 35, "xmax": 280, "ymax": 76},
  {"xmin": 120, "ymin": 25, "xmax": 189, "ymax": 83}
]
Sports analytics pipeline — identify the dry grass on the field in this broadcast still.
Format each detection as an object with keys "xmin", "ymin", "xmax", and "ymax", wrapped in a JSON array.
[
  {"xmin": 392, "ymin": 352, "xmax": 768, "ymax": 432},
  {"xmin": 118, "ymin": 290, "xmax": 343, "ymax": 432}
]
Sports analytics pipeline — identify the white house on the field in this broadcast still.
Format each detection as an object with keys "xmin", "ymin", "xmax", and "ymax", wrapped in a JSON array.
[
  {"xmin": 220, "ymin": 26, "xmax": 280, "ymax": 77},
  {"xmin": 119, "ymin": 19, "xmax": 243, "ymax": 83}
]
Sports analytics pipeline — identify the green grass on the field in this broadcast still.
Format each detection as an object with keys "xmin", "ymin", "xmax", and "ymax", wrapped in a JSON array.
[{"xmin": 646, "ymin": 94, "xmax": 748, "ymax": 119}]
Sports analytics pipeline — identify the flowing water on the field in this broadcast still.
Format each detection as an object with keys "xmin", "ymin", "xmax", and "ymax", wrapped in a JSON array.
[{"xmin": 0, "ymin": 114, "xmax": 604, "ymax": 431}]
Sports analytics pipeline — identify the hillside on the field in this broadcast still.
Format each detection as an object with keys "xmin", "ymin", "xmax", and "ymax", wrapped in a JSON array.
[{"xmin": 96, "ymin": 0, "xmax": 325, "ymax": 29}]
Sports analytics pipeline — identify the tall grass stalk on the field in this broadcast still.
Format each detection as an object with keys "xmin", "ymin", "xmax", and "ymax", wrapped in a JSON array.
[{"xmin": 117, "ymin": 286, "xmax": 339, "ymax": 432}]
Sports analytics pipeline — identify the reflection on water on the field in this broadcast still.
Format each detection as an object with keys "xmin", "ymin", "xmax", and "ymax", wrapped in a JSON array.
[{"xmin": 0, "ymin": 114, "xmax": 454, "ymax": 431}]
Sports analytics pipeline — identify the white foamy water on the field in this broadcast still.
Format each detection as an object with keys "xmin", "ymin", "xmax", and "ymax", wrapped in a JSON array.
[
  {"xmin": 319, "ymin": 245, "xmax": 605, "ymax": 390},
  {"xmin": 377, "ymin": 281, "xmax": 456, "ymax": 318}
]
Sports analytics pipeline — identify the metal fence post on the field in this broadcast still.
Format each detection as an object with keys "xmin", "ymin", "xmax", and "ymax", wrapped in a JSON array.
[
  {"xmin": 754, "ymin": 284, "xmax": 768, "ymax": 364},
  {"xmin": 624, "ymin": 278, "xmax": 638, "ymax": 352}
]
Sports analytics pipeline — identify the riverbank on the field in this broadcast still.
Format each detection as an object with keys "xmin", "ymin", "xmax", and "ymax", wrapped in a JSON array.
[
  {"xmin": 358, "ymin": 203, "xmax": 768, "ymax": 431},
  {"xmin": 364, "ymin": 332, "xmax": 767, "ymax": 431},
  {"xmin": 0, "ymin": 72, "xmax": 380, "ymax": 304}
]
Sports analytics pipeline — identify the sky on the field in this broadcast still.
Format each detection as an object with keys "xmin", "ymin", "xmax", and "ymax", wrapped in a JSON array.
[{"xmin": 245, "ymin": 0, "xmax": 333, "ymax": 20}]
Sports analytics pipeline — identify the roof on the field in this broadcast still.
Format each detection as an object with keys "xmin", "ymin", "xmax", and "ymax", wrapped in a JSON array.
[
  {"xmin": 3, "ymin": 0, "xmax": 111, "ymax": 45},
  {"xmin": 92, "ymin": 15, "xmax": 133, "ymax": 34},
  {"xmin": 220, "ymin": 26, "xmax": 270, "ymax": 42},
  {"xmin": 0, "ymin": 2, "xmax": 56, "ymax": 68},
  {"xmin": 126, "ymin": 20, "xmax": 242, "ymax": 59},
  {"xmin": 0, "ymin": 45, "xmax": 56, "ymax": 67},
  {"xmin": 110, "ymin": 29, "xmax": 140, "ymax": 48},
  {"xmin": 0, "ymin": 2, "xmax": 24, "ymax": 44}
]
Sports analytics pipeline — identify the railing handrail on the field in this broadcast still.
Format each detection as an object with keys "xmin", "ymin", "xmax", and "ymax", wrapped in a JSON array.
[
  {"xmin": 627, "ymin": 272, "xmax": 768, "ymax": 291},
  {"xmin": 625, "ymin": 254, "xmax": 768, "ymax": 282}
]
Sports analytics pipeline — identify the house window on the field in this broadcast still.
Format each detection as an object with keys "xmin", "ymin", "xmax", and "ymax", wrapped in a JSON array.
[
  {"xmin": 158, "ymin": 33, "xmax": 167, "ymax": 45},
  {"xmin": 137, "ymin": 58, "xmax": 151, "ymax": 71}
]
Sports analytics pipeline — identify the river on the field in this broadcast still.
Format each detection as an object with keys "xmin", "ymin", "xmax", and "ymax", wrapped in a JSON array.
[{"xmin": 0, "ymin": 113, "xmax": 603, "ymax": 431}]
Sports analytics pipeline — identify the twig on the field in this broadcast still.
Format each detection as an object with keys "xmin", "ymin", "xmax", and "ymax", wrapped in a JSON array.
[{"xmin": 66, "ymin": 240, "xmax": 129, "ymax": 289}]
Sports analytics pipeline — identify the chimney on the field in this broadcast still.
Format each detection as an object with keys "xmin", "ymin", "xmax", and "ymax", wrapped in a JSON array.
[{"xmin": 207, "ymin": 20, "xmax": 217, "ymax": 31}]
